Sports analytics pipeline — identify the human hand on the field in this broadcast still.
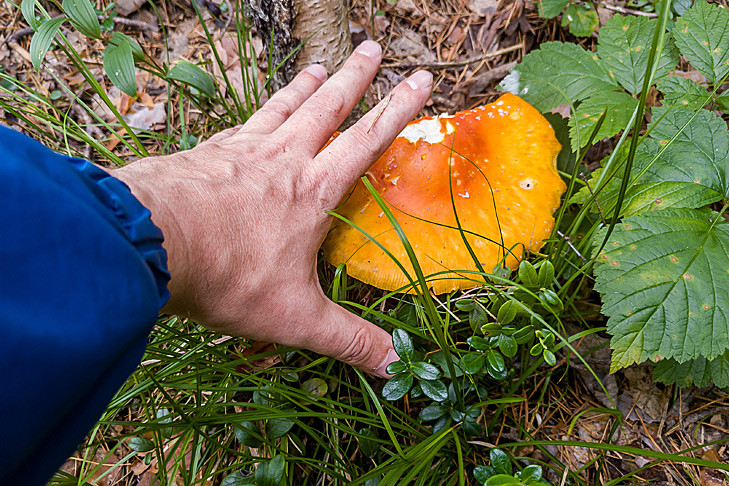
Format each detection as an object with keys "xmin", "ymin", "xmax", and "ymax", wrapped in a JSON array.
[{"xmin": 114, "ymin": 41, "xmax": 432, "ymax": 377}]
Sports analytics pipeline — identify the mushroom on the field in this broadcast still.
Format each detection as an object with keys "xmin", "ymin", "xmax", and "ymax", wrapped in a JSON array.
[{"xmin": 323, "ymin": 93, "xmax": 565, "ymax": 294}]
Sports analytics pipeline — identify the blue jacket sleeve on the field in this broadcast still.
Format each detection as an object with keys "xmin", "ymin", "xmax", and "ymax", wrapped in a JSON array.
[{"xmin": 0, "ymin": 125, "xmax": 170, "ymax": 484}]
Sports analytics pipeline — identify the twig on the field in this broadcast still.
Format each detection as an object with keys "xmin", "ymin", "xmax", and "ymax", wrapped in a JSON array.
[
  {"xmin": 381, "ymin": 42, "xmax": 524, "ymax": 70},
  {"xmin": 100, "ymin": 15, "xmax": 159, "ymax": 32},
  {"xmin": 6, "ymin": 27, "xmax": 33, "ymax": 45},
  {"xmin": 367, "ymin": 91, "xmax": 392, "ymax": 133},
  {"xmin": 598, "ymin": 2, "xmax": 658, "ymax": 18},
  {"xmin": 558, "ymin": 230, "xmax": 586, "ymax": 263}
]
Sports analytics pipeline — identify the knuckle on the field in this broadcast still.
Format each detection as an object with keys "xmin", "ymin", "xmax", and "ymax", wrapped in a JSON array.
[{"xmin": 336, "ymin": 326, "xmax": 372, "ymax": 368}]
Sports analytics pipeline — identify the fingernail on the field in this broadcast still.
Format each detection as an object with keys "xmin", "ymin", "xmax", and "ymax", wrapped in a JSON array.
[
  {"xmin": 406, "ymin": 70, "xmax": 433, "ymax": 90},
  {"xmin": 355, "ymin": 40, "xmax": 382, "ymax": 58},
  {"xmin": 303, "ymin": 64, "xmax": 328, "ymax": 82},
  {"xmin": 374, "ymin": 349, "xmax": 400, "ymax": 378}
]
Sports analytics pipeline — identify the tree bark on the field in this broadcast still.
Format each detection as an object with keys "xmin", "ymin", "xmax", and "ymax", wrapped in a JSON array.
[{"xmin": 245, "ymin": 0, "xmax": 352, "ymax": 90}]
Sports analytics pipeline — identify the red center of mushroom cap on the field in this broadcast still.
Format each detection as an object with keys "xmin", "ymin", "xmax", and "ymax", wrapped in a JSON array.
[{"xmin": 323, "ymin": 93, "xmax": 565, "ymax": 294}]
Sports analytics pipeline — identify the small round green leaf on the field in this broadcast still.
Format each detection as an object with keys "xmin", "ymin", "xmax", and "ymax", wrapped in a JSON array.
[
  {"xmin": 385, "ymin": 360, "xmax": 407, "ymax": 375},
  {"xmin": 537, "ymin": 261, "xmax": 555, "ymax": 287},
  {"xmin": 519, "ymin": 464, "xmax": 543, "ymax": 482},
  {"xmin": 419, "ymin": 403, "xmax": 447, "ymax": 421},
  {"xmin": 255, "ymin": 454, "xmax": 285, "ymax": 486},
  {"xmin": 455, "ymin": 299, "xmax": 475, "ymax": 311},
  {"xmin": 474, "ymin": 465, "xmax": 497, "ymax": 484},
  {"xmin": 302, "ymin": 377, "xmax": 328, "ymax": 397},
  {"xmin": 392, "ymin": 328, "xmax": 415, "ymax": 362},
  {"xmin": 518, "ymin": 261, "xmax": 538, "ymax": 288},
  {"xmin": 235, "ymin": 421, "xmax": 263, "ymax": 448},
  {"xmin": 462, "ymin": 352, "xmax": 486, "ymax": 375},
  {"xmin": 462, "ymin": 414, "xmax": 482, "ymax": 436},
  {"xmin": 420, "ymin": 379, "xmax": 448, "ymax": 402},
  {"xmin": 543, "ymin": 349, "xmax": 557, "ymax": 367},
  {"xmin": 221, "ymin": 470, "xmax": 256, "ymax": 486},
  {"xmin": 490, "ymin": 448, "xmax": 512, "ymax": 475},
  {"xmin": 484, "ymin": 475, "xmax": 521, "ymax": 486},
  {"xmin": 411, "ymin": 361, "xmax": 440, "ymax": 381},
  {"xmin": 358, "ymin": 428, "xmax": 378, "ymax": 457},
  {"xmin": 497, "ymin": 301, "xmax": 518, "ymax": 325},
  {"xmin": 382, "ymin": 373, "xmax": 413, "ymax": 401},
  {"xmin": 266, "ymin": 417, "xmax": 294, "ymax": 439},
  {"xmin": 486, "ymin": 350, "xmax": 506, "ymax": 376},
  {"xmin": 468, "ymin": 335, "xmax": 491, "ymax": 351},
  {"xmin": 167, "ymin": 60, "xmax": 216, "ymax": 98},
  {"xmin": 498, "ymin": 334, "xmax": 518, "ymax": 358},
  {"xmin": 128, "ymin": 436, "xmax": 154, "ymax": 452}
]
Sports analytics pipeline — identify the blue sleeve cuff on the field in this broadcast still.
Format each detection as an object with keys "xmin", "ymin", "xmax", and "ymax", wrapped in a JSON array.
[{"xmin": 0, "ymin": 125, "xmax": 171, "ymax": 484}]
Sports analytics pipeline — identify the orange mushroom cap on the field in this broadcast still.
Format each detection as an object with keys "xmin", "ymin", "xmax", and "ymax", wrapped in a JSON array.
[{"xmin": 323, "ymin": 93, "xmax": 565, "ymax": 294}]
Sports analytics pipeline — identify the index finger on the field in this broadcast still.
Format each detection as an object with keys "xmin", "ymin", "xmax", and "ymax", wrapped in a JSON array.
[{"xmin": 313, "ymin": 70, "xmax": 433, "ymax": 208}]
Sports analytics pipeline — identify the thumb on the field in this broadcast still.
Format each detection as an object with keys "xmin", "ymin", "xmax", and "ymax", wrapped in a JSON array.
[{"xmin": 308, "ymin": 299, "xmax": 400, "ymax": 378}]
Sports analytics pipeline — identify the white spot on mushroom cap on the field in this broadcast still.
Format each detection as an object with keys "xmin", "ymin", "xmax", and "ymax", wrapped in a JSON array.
[
  {"xmin": 398, "ymin": 115, "xmax": 455, "ymax": 144},
  {"xmin": 520, "ymin": 178, "xmax": 535, "ymax": 190}
]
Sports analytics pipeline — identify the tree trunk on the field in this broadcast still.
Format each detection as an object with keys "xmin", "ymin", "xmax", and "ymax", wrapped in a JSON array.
[{"xmin": 245, "ymin": 0, "xmax": 352, "ymax": 90}]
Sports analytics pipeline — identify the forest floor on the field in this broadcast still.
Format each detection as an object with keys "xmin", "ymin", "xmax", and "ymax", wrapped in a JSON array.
[{"xmin": 1, "ymin": 0, "xmax": 729, "ymax": 484}]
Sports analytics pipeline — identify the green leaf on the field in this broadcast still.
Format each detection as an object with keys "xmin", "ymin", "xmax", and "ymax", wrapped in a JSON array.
[
  {"xmin": 420, "ymin": 379, "xmax": 449, "ymax": 402},
  {"xmin": 658, "ymin": 75, "xmax": 710, "ymax": 110},
  {"xmin": 518, "ymin": 261, "xmax": 538, "ymax": 287},
  {"xmin": 597, "ymin": 14, "xmax": 678, "ymax": 95},
  {"xmin": 382, "ymin": 373, "xmax": 413, "ymax": 401},
  {"xmin": 462, "ymin": 414, "xmax": 482, "ymax": 436},
  {"xmin": 561, "ymin": 4, "xmax": 599, "ymax": 37},
  {"xmin": 500, "ymin": 41, "xmax": 617, "ymax": 113},
  {"xmin": 594, "ymin": 208, "xmax": 729, "ymax": 371},
  {"xmin": 542, "ymin": 349, "xmax": 557, "ymax": 367},
  {"xmin": 21, "ymin": 0, "xmax": 40, "ymax": 30},
  {"xmin": 62, "ymin": 0, "xmax": 101, "ymax": 39},
  {"xmin": 539, "ymin": 289, "xmax": 563, "ymax": 313},
  {"xmin": 256, "ymin": 455, "xmax": 285, "ymax": 486},
  {"xmin": 266, "ymin": 417, "xmax": 294, "ymax": 439},
  {"xmin": 385, "ymin": 360, "xmax": 407, "ymax": 375},
  {"xmin": 462, "ymin": 352, "xmax": 486, "ymax": 374},
  {"xmin": 411, "ymin": 361, "xmax": 440, "ymax": 381},
  {"xmin": 392, "ymin": 328, "xmax": 415, "ymax": 362},
  {"xmin": 496, "ymin": 301, "xmax": 518, "ymax": 325},
  {"xmin": 486, "ymin": 350, "xmax": 507, "ymax": 380},
  {"xmin": 519, "ymin": 465, "xmax": 543, "ymax": 482},
  {"xmin": 537, "ymin": 261, "xmax": 555, "ymax": 287},
  {"xmin": 128, "ymin": 437, "xmax": 154, "ymax": 452},
  {"xmin": 498, "ymin": 334, "xmax": 518, "ymax": 358},
  {"xmin": 537, "ymin": 0, "xmax": 568, "ymax": 18},
  {"xmin": 653, "ymin": 351, "xmax": 729, "ymax": 387},
  {"xmin": 302, "ymin": 377, "xmax": 328, "ymax": 397},
  {"xmin": 485, "ymin": 475, "xmax": 521, "ymax": 486},
  {"xmin": 673, "ymin": 1, "xmax": 729, "ymax": 85},
  {"xmin": 358, "ymin": 428, "xmax": 379, "ymax": 457},
  {"xmin": 235, "ymin": 421, "xmax": 263, "ymax": 448},
  {"xmin": 30, "ymin": 17, "xmax": 66, "ymax": 71},
  {"xmin": 103, "ymin": 40, "xmax": 137, "ymax": 98},
  {"xmin": 167, "ymin": 60, "xmax": 216, "ymax": 97},
  {"xmin": 468, "ymin": 336, "xmax": 491, "ymax": 351},
  {"xmin": 455, "ymin": 299, "xmax": 475, "ymax": 311},
  {"xmin": 221, "ymin": 471, "xmax": 256, "ymax": 486},
  {"xmin": 490, "ymin": 448, "xmax": 513, "ymax": 475},
  {"xmin": 568, "ymin": 91, "xmax": 639, "ymax": 150},
  {"xmin": 109, "ymin": 32, "xmax": 144, "ymax": 61},
  {"xmin": 419, "ymin": 404, "xmax": 447, "ymax": 421},
  {"xmin": 474, "ymin": 465, "xmax": 497, "ymax": 484}
]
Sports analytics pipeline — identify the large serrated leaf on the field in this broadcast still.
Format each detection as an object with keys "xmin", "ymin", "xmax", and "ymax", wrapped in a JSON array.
[
  {"xmin": 657, "ymin": 75, "xmax": 711, "ymax": 110},
  {"xmin": 537, "ymin": 0, "xmax": 568, "ymax": 19},
  {"xmin": 597, "ymin": 15, "xmax": 678, "ymax": 95},
  {"xmin": 568, "ymin": 91, "xmax": 638, "ymax": 150},
  {"xmin": 62, "ymin": 0, "xmax": 101, "ymax": 39},
  {"xmin": 167, "ymin": 60, "xmax": 216, "ymax": 98},
  {"xmin": 103, "ymin": 40, "xmax": 137, "ymax": 97},
  {"xmin": 673, "ymin": 1, "xmax": 729, "ymax": 85},
  {"xmin": 499, "ymin": 41, "xmax": 617, "ymax": 112},
  {"xmin": 653, "ymin": 351, "xmax": 729, "ymax": 387},
  {"xmin": 29, "ymin": 17, "xmax": 66, "ymax": 71},
  {"xmin": 594, "ymin": 208, "xmax": 729, "ymax": 371}
]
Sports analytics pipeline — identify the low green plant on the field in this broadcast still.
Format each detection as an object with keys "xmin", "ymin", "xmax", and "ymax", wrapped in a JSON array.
[
  {"xmin": 504, "ymin": 0, "xmax": 729, "ymax": 387},
  {"xmin": 474, "ymin": 449, "xmax": 550, "ymax": 486}
]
